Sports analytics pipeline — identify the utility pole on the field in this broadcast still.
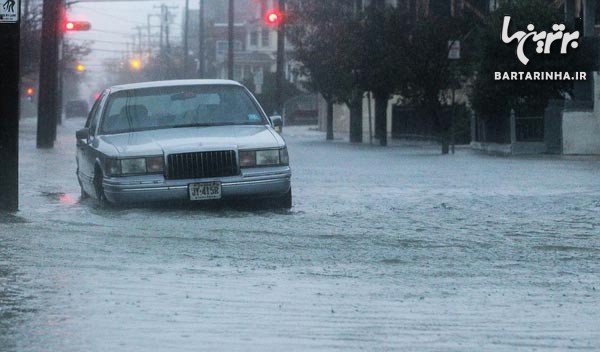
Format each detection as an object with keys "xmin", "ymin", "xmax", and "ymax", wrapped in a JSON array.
[
  {"xmin": 165, "ymin": 5, "xmax": 171, "ymax": 54},
  {"xmin": 135, "ymin": 26, "xmax": 143, "ymax": 55},
  {"xmin": 0, "ymin": 0, "xmax": 21, "ymax": 211},
  {"xmin": 57, "ymin": 34, "xmax": 64, "ymax": 128},
  {"xmin": 153, "ymin": 3, "xmax": 177, "ymax": 79},
  {"xmin": 24, "ymin": 0, "xmax": 30, "ymax": 19},
  {"xmin": 37, "ymin": 0, "xmax": 61, "ymax": 149},
  {"xmin": 183, "ymin": 0, "xmax": 189, "ymax": 75},
  {"xmin": 147, "ymin": 15, "xmax": 152, "ymax": 53},
  {"xmin": 198, "ymin": 0, "xmax": 205, "ymax": 78},
  {"xmin": 56, "ymin": 3, "xmax": 65, "ymax": 128},
  {"xmin": 275, "ymin": 0, "xmax": 286, "ymax": 114},
  {"xmin": 160, "ymin": 6, "xmax": 164, "ymax": 56},
  {"xmin": 155, "ymin": 4, "xmax": 166, "ymax": 57},
  {"xmin": 228, "ymin": 0, "xmax": 234, "ymax": 80}
]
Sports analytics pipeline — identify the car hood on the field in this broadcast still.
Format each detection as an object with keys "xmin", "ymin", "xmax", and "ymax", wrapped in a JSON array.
[{"xmin": 98, "ymin": 125, "xmax": 283, "ymax": 157}]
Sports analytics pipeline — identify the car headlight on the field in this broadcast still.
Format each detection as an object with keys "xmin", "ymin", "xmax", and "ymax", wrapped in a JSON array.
[
  {"xmin": 239, "ymin": 148, "xmax": 288, "ymax": 168},
  {"xmin": 256, "ymin": 150, "xmax": 280, "ymax": 166},
  {"xmin": 121, "ymin": 158, "xmax": 147, "ymax": 175},
  {"xmin": 146, "ymin": 156, "xmax": 164, "ymax": 173},
  {"xmin": 105, "ymin": 159, "xmax": 121, "ymax": 176},
  {"xmin": 279, "ymin": 147, "xmax": 289, "ymax": 166},
  {"xmin": 105, "ymin": 156, "xmax": 164, "ymax": 176},
  {"xmin": 239, "ymin": 150, "xmax": 256, "ymax": 168}
]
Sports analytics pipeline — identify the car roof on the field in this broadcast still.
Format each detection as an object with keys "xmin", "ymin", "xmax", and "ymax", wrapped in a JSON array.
[{"xmin": 109, "ymin": 79, "xmax": 243, "ymax": 93}]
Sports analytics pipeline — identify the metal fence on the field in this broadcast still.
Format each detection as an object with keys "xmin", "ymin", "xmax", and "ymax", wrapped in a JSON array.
[{"xmin": 515, "ymin": 116, "xmax": 544, "ymax": 142}]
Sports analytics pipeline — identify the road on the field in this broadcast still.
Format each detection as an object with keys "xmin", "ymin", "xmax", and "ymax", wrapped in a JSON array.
[{"xmin": 1, "ymin": 117, "xmax": 600, "ymax": 351}]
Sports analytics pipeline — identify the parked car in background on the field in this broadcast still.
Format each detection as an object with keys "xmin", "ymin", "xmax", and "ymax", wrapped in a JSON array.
[
  {"xmin": 284, "ymin": 95, "xmax": 318, "ymax": 125},
  {"xmin": 65, "ymin": 100, "xmax": 90, "ymax": 118},
  {"xmin": 75, "ymin": 80, "xmax": 292, "ymax": 208},
  {"xmin": 286, "ymin": 109, "xmax": 318, "ymax": 125}
]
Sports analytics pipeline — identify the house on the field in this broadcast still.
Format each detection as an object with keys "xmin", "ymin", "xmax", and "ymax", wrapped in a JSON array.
[{"xmin": 183, "ymin": 0, "xmax": 285, "ymax": 88}]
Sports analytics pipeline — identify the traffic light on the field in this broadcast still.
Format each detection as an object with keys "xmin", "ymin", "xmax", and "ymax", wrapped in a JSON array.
[
  {"xmin": 26, "ymin": 87, "xmax": 34, "ymax": 102},
  {"xmin": 130, "ymin": 59, "xmax": 142, "ymax": 71},
  {"xmin": 264, "ymin": 10, "xmax": 282, "ymax": 26},
  {"xmin": 76, "ymin": 64, "xmax": 85, "ymax": 72},
  {"xmin": 64, "ymin": 21, "xmax": 91, "ymax": 32}
]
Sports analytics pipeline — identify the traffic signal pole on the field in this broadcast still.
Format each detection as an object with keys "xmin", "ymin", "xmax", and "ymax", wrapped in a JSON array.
[
  {"xmin": 183, "ymin": 0, "xmax": 189, "ymax": 75},
  {"xmin": 228, "ymin": 0, "xmax": 234, "ymax": 80},
  {"xmin": 275, "ymin": 0, "xmax": 285, "ymax": 115},
  {"xmin": 0, "ymin": 1, "xmax": 21, "ymax": 212},
  {"xmin": 37, "ymin": 0, "xmax": 61, "ymax": 149},
  {"xmin": 198, "ymin": 0, "xmax": 205, "ymax": 78}
]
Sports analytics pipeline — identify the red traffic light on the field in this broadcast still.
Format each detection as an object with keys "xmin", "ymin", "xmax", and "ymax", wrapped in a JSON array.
[
  {"xmin": 64, "ymin": 21, "xmax": 91, "ymax": 32},
  {"xmin": 264, "ymin": 10, "xmax": 282, "ymax": 25}
]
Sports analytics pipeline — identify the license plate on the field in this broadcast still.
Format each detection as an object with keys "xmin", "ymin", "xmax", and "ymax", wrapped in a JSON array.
[{"xmin": 189, "ymin": 182, "xmax": 222, "ymax": 201}]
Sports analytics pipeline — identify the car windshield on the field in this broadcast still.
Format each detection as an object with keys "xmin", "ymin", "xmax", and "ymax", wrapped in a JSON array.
[{"xmin": 100, "ymin": 85, "xmax": 266, "ymax": 134}]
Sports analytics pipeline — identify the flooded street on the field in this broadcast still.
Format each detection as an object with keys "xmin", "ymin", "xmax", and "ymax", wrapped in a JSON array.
[{"xmin": 1, "ymin": 117, "xmax": 600, "ymax": 351}]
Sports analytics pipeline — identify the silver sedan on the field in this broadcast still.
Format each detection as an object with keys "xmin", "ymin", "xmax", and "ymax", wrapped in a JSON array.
[{"xmin": 75, "ymin": 80, "xmax": 292, "ymax": 208}]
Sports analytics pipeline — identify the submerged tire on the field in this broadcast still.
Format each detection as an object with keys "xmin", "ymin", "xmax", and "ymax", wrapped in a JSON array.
[
  {"xmin": 80, "ymin": 184, "xmax": 89, "ymax": 200},
  {"xmin": 94, "ymin": 167, "xmax": 111, "ymax": 208},
  {"xmin": 275, "ymin": 189, "xmax": 292, "ymax": 210},
  {"xmin": 77, "ymin": 169, "xmax": 89, "ymax": 200}
]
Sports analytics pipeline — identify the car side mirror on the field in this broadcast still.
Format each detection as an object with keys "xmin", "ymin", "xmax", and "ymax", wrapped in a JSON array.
[
  {"xmin": 76, "ymin": 128, "xmax": 90, "ymax": 141},
  {"xmin": 270, "ymin": 115, "xmax": 283, "ymax": 133}
]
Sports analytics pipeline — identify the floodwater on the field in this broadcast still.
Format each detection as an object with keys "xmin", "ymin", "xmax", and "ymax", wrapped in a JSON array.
[{"xmin": 1, "ymin": 117, "xmax": 599, "ymax": 351}]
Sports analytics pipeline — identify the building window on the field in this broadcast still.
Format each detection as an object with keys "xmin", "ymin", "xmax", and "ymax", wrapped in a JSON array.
[
  {"xmin": 251, "ymin": 31, "xmax": 258, "ymax": 46},
  {"xmin": 262, "ymin": 29, "xmax": 270, "ymax": 47},
  {"xmin": 216, "ymin": 40, "xmax": 242, "ymax": 59}
]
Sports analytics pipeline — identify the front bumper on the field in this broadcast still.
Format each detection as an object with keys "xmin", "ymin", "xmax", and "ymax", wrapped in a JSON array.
[{"xmin": 102, "ymin": 166, "xmax": 291, "ymax": 204}]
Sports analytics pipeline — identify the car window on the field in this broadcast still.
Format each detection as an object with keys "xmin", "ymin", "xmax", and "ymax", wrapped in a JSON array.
[
  {"xmin": 89, "ymin": 92, "xmax": 107, "ymax": 136},
  {"xmin": 85, "ymin": 97, "xmax": 102, "ymax": 128},
  {"xmin": 99, "ymin": 85, "xmax": 266, "ymax": 135}
]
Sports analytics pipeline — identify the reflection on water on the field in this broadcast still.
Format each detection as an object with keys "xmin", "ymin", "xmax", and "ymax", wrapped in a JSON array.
[
  {"xmin": 0, "ymin": 214, "xmax": 28, "ymax": 224},
  {"xmin": 0, "ymin": 244, "xmax": 27, "ymax": 352}
]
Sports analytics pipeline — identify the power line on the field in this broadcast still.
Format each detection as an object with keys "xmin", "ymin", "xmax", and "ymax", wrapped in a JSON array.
[
  {"xmin": 89, "ymin": 28, "xmax": 136, "ymax": 36},
  {"xmin": 92, "ymin": 48, "xmax": 130, "ymax": 53},
  {"xmin": 67, "ymin": 38, "xmax": 131, "ymax": 45},
  {"xmin": 75, "ymin": 5, "xmax": 148, "ymax": 26}
]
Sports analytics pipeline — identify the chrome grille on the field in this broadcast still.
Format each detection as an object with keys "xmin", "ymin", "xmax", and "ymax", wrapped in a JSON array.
[{"xmin": 166, "ymin": 150, "xmax": 238, "ymax": 180}]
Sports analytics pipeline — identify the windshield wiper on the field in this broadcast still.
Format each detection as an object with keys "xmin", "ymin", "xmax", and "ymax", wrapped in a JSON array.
[
  {"xmin": 170, "ymin": 123, "xmax": 219, "ymax": 128},
  {"xmin": 170, "ymin": 122, "xmax": 262, "ymax": 128},
  {"xmin": 213, "ymin": 121, "xmax": 265, "ymax": 126}
]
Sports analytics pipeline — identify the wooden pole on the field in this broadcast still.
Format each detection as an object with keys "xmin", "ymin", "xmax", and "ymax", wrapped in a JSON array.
[{"xmin": 0, "ymin": 0, "xmax": 21, "ymax": 211}]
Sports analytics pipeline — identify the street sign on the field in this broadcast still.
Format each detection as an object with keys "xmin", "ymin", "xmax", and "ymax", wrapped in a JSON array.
[
  {"xmin": 0, "ymin": 0, "xmax": 19, "ymax": 23},
  {"xmin": 448, "ymin": 40, "xmax": 461, "ymax": 60}
]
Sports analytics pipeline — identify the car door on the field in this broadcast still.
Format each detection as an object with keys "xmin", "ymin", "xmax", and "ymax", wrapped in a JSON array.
[{"xmin": 77, "ymin": 92, "xmax": 106, "ymax": 192}]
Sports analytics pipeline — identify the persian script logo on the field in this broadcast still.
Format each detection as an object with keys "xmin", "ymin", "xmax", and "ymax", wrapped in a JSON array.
[{"xmin": 501, "ymin": 16, "xmax": 580, "ymax": 65}]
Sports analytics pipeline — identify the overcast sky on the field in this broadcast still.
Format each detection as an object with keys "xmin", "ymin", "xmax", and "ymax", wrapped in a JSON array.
[{"xmin": 66, "ymin": 1, "xmax": 192, "ymax": 70}]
